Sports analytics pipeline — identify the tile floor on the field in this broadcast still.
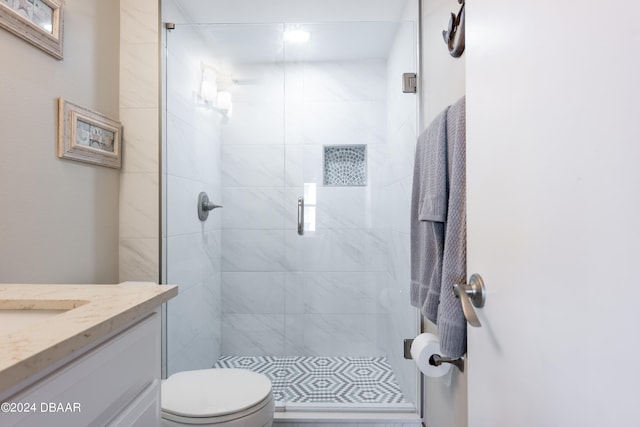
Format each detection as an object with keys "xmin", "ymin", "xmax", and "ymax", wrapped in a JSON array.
[{"xmin": 214, "ymin": 355, "xmax": 407, "ymax": 406}]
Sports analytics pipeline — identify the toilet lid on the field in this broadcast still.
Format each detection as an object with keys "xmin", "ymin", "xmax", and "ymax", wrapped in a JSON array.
[{"xmin": 162, "ymin": 368, "xmax": 272, "ymax": 418}]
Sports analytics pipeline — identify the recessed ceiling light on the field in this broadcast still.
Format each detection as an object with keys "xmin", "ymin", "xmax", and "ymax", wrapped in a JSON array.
[{"xmin": 284, "ymin": 29, "xmax": 311, "ymax": 43}]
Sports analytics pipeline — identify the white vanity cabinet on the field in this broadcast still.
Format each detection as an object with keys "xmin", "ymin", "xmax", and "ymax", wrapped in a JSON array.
[{"xmin": 1, "ymin": 312, "xmax": 162, "ymax": 426}]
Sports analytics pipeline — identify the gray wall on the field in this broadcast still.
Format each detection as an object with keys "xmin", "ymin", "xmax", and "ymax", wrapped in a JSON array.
[{"xmin": 0, "ymin": 0, "xmax": 120, "ymax": 284}]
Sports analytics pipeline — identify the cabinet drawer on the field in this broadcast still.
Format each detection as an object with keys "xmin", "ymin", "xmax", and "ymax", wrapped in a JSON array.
[
  {"xmin": 106, "ymin": 380, "xmax": 160, "ymax": 426},
  {"xmin": 2, "ymin": 313, "xmax": 160, "ymax": 427}
]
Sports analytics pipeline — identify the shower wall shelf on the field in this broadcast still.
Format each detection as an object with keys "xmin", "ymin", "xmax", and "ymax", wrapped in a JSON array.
[{"xmin": 323, "ymin": 144, "xmax": 367, "ymax": 186}]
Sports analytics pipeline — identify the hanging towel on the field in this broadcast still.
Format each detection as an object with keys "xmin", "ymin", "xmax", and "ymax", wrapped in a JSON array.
[
  {"xmin": 410, "ymin": 106, "xmax": 449, "ymax": 324},
  {"xmin": 437, "ymin": 96, "xmax": 467, "ymax": 358}
]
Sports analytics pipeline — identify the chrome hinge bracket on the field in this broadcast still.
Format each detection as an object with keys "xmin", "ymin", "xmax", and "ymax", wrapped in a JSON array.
[
  {"xmin": 404, "ymin": 338, "xmax": 414, "ymax": 359},
  {"xmin": 402, "ymin": 73, "xmax": 417, "ymax": 93}
]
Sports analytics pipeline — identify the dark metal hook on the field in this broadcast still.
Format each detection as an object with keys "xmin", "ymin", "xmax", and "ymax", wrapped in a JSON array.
[{"xmin": 442, "ymin": 0, "xmax": 465, "ymax": 58}]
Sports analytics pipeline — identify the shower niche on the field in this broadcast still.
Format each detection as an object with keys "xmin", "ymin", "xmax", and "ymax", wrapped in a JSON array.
[
  {"xmin": 161, "ymin": 0, "xmax": 419, "ymax": 416},
  {"xmin": 323, "ymin": 145, "xmax": 367, "ymax": 187}
]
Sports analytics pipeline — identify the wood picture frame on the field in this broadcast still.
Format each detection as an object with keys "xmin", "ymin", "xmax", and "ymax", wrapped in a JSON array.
[
  {"xmin": 0, "ymin": 0, "xmax": 64, "ymax": 60},
  {"xmin": 58, "ymin": 99, "xmax": 122, "ymax": 169}
]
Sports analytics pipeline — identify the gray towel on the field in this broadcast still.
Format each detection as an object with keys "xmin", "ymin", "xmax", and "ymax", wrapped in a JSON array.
[
  {"xmin": 437, "ymin": 96, "xmax": 467, "ymax": 358},
  {"xmin": 410, "ymin": 107, "xmax": 449, "ymax": 324}
]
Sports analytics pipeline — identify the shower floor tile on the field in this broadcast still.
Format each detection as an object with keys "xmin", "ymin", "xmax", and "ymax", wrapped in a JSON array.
[{"xmin": 214, "ymin": 356, "xmax": 406, "ymax": 405}]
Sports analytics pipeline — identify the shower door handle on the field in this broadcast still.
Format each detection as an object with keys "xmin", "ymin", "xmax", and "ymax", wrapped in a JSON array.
[{"xmin": 297, "ymin": 196, "xmax": 304, "ymax": 236}]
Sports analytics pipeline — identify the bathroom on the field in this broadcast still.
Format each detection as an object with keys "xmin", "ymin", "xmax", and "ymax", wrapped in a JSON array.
[{"xmin": 1, "ymin": 0, "xmax": 639, "ymax": 426}]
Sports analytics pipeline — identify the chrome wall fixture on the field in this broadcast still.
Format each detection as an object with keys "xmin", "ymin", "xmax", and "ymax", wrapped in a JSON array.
[
  {"xmin": 197, "ymin": 192, "xmax": 222, "ymax": 221},
  {"xmin": 429, "ymin": 353, "xmax": 465, "ymax": 372},
  {"xmin": 402, "ymin": 72, "xmax": 417, "ymax": 93},
  {"xmin": 404, "ymin": 339, "xmax": 465, "ymax": 372}
]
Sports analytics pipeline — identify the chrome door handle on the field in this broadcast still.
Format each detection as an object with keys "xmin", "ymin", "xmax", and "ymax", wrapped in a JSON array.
[
  {"xmin": 297, "ymin": 196, "xmax": 304, "ymax": 235},
  {"xmin": 452, "ymin": 274, "xmax": 486, "ymax": 327}
]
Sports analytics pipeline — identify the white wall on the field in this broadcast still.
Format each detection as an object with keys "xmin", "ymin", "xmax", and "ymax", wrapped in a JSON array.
[
  {"xmin": 419, "ymin": 1, "xmax": 467, "ymax": 427},
  {"xmin": 0, "ymin": 0, "xmax": 120, "ymax": 284},
  {"xmin": 465, "ymin": 1, "xmax": 640, "ymax": 425},
  {"xmin": 421, "ymin": 0, "xmax": 466, "ymax": 124}
]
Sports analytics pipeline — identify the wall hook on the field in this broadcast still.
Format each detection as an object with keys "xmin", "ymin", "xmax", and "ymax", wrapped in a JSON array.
[{"xmin": 442, "ymin": 0, "xmax": 465, "ymax": 58}]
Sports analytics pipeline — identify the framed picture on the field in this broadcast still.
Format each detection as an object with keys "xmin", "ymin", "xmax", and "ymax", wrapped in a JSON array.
[
  {"xmin": 0, "ymin": 0, "xmax": 64, "ymax": 59},
  {"xmin": 58, "ymin": 98, "xmax": 122, "ymax": 169}
]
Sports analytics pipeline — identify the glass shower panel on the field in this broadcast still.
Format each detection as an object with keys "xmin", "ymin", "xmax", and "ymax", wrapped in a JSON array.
[
  {"xmin": 283, "ymin": 21, "xmax": 419, "ymax": 409},
  {"xmin": 163, "ymin": 23, "xmax": 287, "ymax": 376},
  {"xmin": 163, "ymin": 17, "xmax": 419, "ymax": 413},
  {"xmin": 216, "ymin": 24, "xmax": 288, "ymax": 360},
  {"xmin": 164, "ymin": 24, "xmax": 225, "ymax": 377}
]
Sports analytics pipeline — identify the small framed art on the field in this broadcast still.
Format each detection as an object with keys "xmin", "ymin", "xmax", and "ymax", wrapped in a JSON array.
[
  {"xmin": 0, "ymin": 0, "xmax": 64, "ymax": 59},
  {"xmin": 57, "ymin": 98, "xmax": 122, "ymax": 169}
]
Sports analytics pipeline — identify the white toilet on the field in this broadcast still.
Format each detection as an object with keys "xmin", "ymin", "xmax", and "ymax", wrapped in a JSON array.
[{"xmin": 161, "ymin": 368, "xmax": 274, "ymax": 427}]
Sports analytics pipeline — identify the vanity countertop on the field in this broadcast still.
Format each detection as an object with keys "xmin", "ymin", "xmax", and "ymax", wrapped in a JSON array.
[{"xmin": 0, "ymin": 283, "xmax": 177, "ymax": 394}]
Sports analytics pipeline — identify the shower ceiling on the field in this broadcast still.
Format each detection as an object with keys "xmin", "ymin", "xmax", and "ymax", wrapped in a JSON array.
[
  {"xmin": 171, "ymin": 0, "xmax": 409, "ymax": 24},
  {"xmin": 195, "ymin": 22, "xmax": 399, "ymax": 64},
  {"xmin": 169, "ymin": 0, "xmax": 409, "ymax": 63}
]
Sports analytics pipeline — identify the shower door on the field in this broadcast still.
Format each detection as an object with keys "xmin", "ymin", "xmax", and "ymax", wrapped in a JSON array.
[{"xmin": 163, "ymin": 18, "xmax": 419, "ymax": 412}]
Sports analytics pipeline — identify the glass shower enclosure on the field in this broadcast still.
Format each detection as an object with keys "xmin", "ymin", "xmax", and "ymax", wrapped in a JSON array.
[{"xmin": 161, "ymin": 13, "xmax": 419, "ymax": 414}]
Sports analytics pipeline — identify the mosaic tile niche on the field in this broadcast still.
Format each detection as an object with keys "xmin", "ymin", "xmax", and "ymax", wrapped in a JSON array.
[{"xmin": 323, "ymin": 145, "xmax": 367, "ymax": 186}]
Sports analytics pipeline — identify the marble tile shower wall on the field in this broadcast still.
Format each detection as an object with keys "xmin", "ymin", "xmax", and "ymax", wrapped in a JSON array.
[
  {"xmin": 220, "ymin": 60, "xmax": 390, "ymax": 357},
  {"xmin": 165, "ymin": 25, "xmax": 223, "ymax": 376},
  {"xmin": 119, "ymin": 0, "xmax": 160, "ymax": 282}
]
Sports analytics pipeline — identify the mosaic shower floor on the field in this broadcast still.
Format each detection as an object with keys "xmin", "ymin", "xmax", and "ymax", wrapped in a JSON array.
[{"xmin": 214, "ymin": 356, "xmax": 408, "ymax": 409}]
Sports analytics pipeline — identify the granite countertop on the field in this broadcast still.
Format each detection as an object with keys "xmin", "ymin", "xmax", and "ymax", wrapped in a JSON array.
[{"xmin": 0, "ymin": 283, "xmax": 177, "ymax": 394}]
